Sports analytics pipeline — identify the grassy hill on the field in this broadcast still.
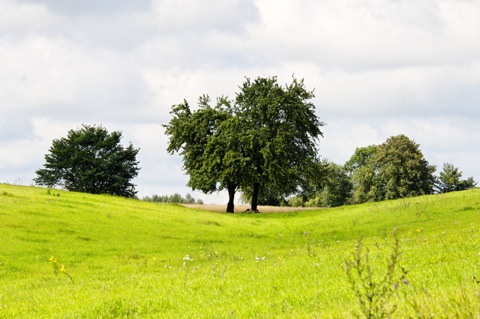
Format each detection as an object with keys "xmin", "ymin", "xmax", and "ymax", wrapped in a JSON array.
[{"xmin": 1, "ymin": 183, "xmax": 479, "ymax": 318}]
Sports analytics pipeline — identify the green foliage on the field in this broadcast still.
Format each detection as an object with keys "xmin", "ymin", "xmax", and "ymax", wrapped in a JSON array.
[
  {"xmin": 143, "ymin": 193, "xmax": 203, "ymax": 204},
  {"xmin": 165, "ymin": 96, "xmax": 238, "ymax": 194},
  {"xmin": 345, "ymin": 136, "xmax": 436, "ymax": 203},
  {"xmin": 165, "ymin": 76, "xmax": 325, "ymax": 212},
  {"xmin": 234, "ymin": 76, "xmax": 325, "ymax": 210},
  {"xmin": 305, "ymin": 161, "xmax": 352, "ymax": 207},
  {"xmin": 164, "ymin": 96, "xmax": 242, "ymax": 212},
  {"xmin": 345, "ymin": 145, "xmax": 380, "ymax": 204},
  {"xmin": 376, "ymin": 135, "xmax": 436, "ymax": 200},
  {"xmin": 34, "ymin": 124, "xmax": 140, "ymax": 197},
  {"xmin": 436, "ymin": 162, "xmax": 477, "ymax": 193},
  {"xmin": 287, "ymin": 195, "xmax": 305, "ymax": 207}
]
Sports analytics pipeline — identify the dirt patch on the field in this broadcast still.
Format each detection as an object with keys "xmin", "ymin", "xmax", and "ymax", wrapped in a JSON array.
[{"xmin": 181, "ymin": 204, "xmax": 319, "ymax": 214}]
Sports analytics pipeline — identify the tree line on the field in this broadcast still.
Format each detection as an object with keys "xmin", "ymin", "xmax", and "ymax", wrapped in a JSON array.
[
  {"xmin": 285, "ymin": 134, "xmax": 476, "ymax": 208},
  {"xmin": 34, "ymin": 76, "xmax": 476, "ymax": 211},
  {"xmin": 143, "ymin": 193, "xmax": 203, "ymax": 204}
]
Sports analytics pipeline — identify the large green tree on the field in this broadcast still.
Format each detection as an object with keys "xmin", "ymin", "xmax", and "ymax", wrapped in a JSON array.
[
  {"xmin": 164, "ymin": 76, "xmax": 324, "ymax": 212},
  {"xmin": 234, "ymin": 77, "xmax": 324, "ymax": 211},
  {"xmin": 165, "ymin": 96, "xmax": 244, "ymax": 213},
  {"xmin": 35, "ymin": 125, "xmax": 140, "ymax": 197},
  {"xmin": 375, "ymin": 134, "xmax": 436, "ymax": 200}
]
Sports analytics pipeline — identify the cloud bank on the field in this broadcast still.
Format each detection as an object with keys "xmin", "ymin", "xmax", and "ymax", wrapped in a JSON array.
[{"xmin": 1, "ymin": 0, "xmax": 479, "ymax": 202}]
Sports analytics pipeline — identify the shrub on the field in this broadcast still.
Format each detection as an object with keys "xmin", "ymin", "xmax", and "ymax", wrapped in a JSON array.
[{"xmin": 344, "ymin": 229, "xmax": 408, "ymax": 318}]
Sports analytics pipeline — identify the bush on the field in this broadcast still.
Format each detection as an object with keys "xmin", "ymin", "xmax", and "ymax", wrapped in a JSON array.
[
  {"xmin": 344, "ymin": 229, "xmax": 408, "ymax": 318},
  {"xmin": 288, "ymin": 195, "xmax": 305, "ymax": 207}
]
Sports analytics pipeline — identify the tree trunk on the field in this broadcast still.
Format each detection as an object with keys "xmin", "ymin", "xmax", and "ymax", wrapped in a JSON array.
[
  {"xmin": 251, "ymin": 182, "xmax": 260, "ymax": 212},
  {"xmin": 226, "ymin": 184, "xmax": 236, "ymax": 213}
]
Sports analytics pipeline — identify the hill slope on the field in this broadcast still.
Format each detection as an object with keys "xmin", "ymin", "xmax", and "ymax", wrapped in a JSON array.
[{"xmin": 1, "ymin": 184, "xmax": 479, "ymax": 318}]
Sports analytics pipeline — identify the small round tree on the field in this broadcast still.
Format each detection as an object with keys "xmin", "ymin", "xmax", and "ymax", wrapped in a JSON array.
[{"xmin": 34, "ymin": 124, "xmax": 140, "ymax": 197}]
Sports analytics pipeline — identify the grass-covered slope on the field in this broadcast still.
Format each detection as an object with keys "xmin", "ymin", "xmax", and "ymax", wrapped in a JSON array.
[{"xmin": 0, "ymin": 183, "xmax": 479, "ymax": 318}]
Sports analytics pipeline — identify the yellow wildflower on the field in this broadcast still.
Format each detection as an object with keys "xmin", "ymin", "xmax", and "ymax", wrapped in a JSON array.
[
  {"xmin": 60, "ymin": 265, "xmax": 66, "ymax": 273},
  {"xmin": 49, "ymin": 256, "xmax": 57, "ymax": 264}
]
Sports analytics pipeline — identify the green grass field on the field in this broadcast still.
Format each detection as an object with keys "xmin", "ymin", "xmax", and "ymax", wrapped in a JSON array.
[{"xmin": 1, "ymin": 183, "xmax": 479, "ymax": 318}]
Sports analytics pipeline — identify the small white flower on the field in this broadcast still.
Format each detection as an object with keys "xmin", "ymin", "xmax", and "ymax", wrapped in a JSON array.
[{"xmin": 183, "ymin": 255, "xmax": 192, "ymax": 261}]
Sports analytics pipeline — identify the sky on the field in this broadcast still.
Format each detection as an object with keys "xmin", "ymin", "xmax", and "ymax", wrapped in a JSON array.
[{"xmin": 1, "ymin": 0, "xmax": 479, "ymax": 204}]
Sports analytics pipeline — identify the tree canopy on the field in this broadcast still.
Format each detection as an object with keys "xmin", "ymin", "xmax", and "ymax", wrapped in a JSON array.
[
  {"xmin": 305, "ymin": 161, "xmax": 352, "ymax": 207},
  {"xmin": 344, "ymin": 135, "xmax": 436, "ymax": 203},
  {"xmin": 164, "ymin": 96, "xmax": 243, "ymax": 212},
  {"xmin": 164, "ymin": 76, "xmax": 325, "ymax": 212},
  {"xmin": 376, "ymin": 135, "xmax": 436, "ymax": 200},
  {"xmin": 436, "ymin": 162, "xmax": 477, "ymax": 193},
  {"xmin": 344, "ymin": 145, "xmax": 380, "ymax": 203},
  {"xmin": 34, "ymin": 125, "xmax": 140, "ymax": 197}
]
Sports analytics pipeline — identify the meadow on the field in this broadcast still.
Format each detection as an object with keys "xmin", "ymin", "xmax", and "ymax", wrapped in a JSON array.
[{"xmin": 0, "ymin": 183, "xmax": 479, "ymax": 318}]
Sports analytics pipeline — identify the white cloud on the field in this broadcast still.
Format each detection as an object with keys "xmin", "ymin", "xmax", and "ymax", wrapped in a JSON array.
[
  {"xmin": 15, "ymin": 0, "xmax": 152, "ymax": 16},
  {"xmin": 0, "ymin": 0, "xmax": 65, "ymax": 38},
  {"xmin": 250, "ymin": 0, "xmax": 480, "ymax": 70},
  {"xmin": 0, "ymin": 36, "xmax": 150, "ymax": 123},
  {"xmin": 0, "ymin": 117, "xmax": 75, "ymax": 184},
  {"xmin": 150, "ymin": 0, "xmax": 259, "ymax": 35},
  {"xmin": 316, "ymin": 62, "xmax": 480, "ymax": 118}
]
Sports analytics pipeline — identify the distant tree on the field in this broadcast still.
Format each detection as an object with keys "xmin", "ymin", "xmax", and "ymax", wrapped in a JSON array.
[
  {"xmin": 288, "ymin": 195, "xmax": 305, "ymax": 207},
  {"xmin": 34, "ymin": 125, "xmax": 140, "ymax": 197},
  {"xmin": 143, "ymin": 193, "xmax": 203, "ymax": 204},
  {"xmin": 436, "ymin": 162, "xmax": 477, "ymax": 193},
  {"xmin": 344, "ymin": 145, "xmax": 379, "ymax": 204},
  {"xmin": 344, "ymin": 145, "xmax": 379, "ymax": 173},
  {"xmin": 459, "ymin": 177, "xmax": 477, "ymax": 191},
  {"xmin": 184, "ymin": 193, "xmax": 195, "ymax": 204},
  {"xmin": 375, "ymin": 135, "xmax": 436, "ymax": 200},
  {"xmin": 322, "ymin": 162, "xmax": 352, "ymax": 207},
  {"xmin": 143, "ymin": 194, "xmax": 169, "ymax": 202},
  {"xmin": 165, "ymin": 76, "xmax": 325, "ymax": 213},
  {"xmin": 345, "ymin": 136, "xmax": 437, "ymax": 203},
  {"xmin": 168, "ymin": 193, "xmax": 183, "ymax": 203},
  {"xmin": 305, "ymin": 161, "xmax": 352, "ymax": 207}
]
